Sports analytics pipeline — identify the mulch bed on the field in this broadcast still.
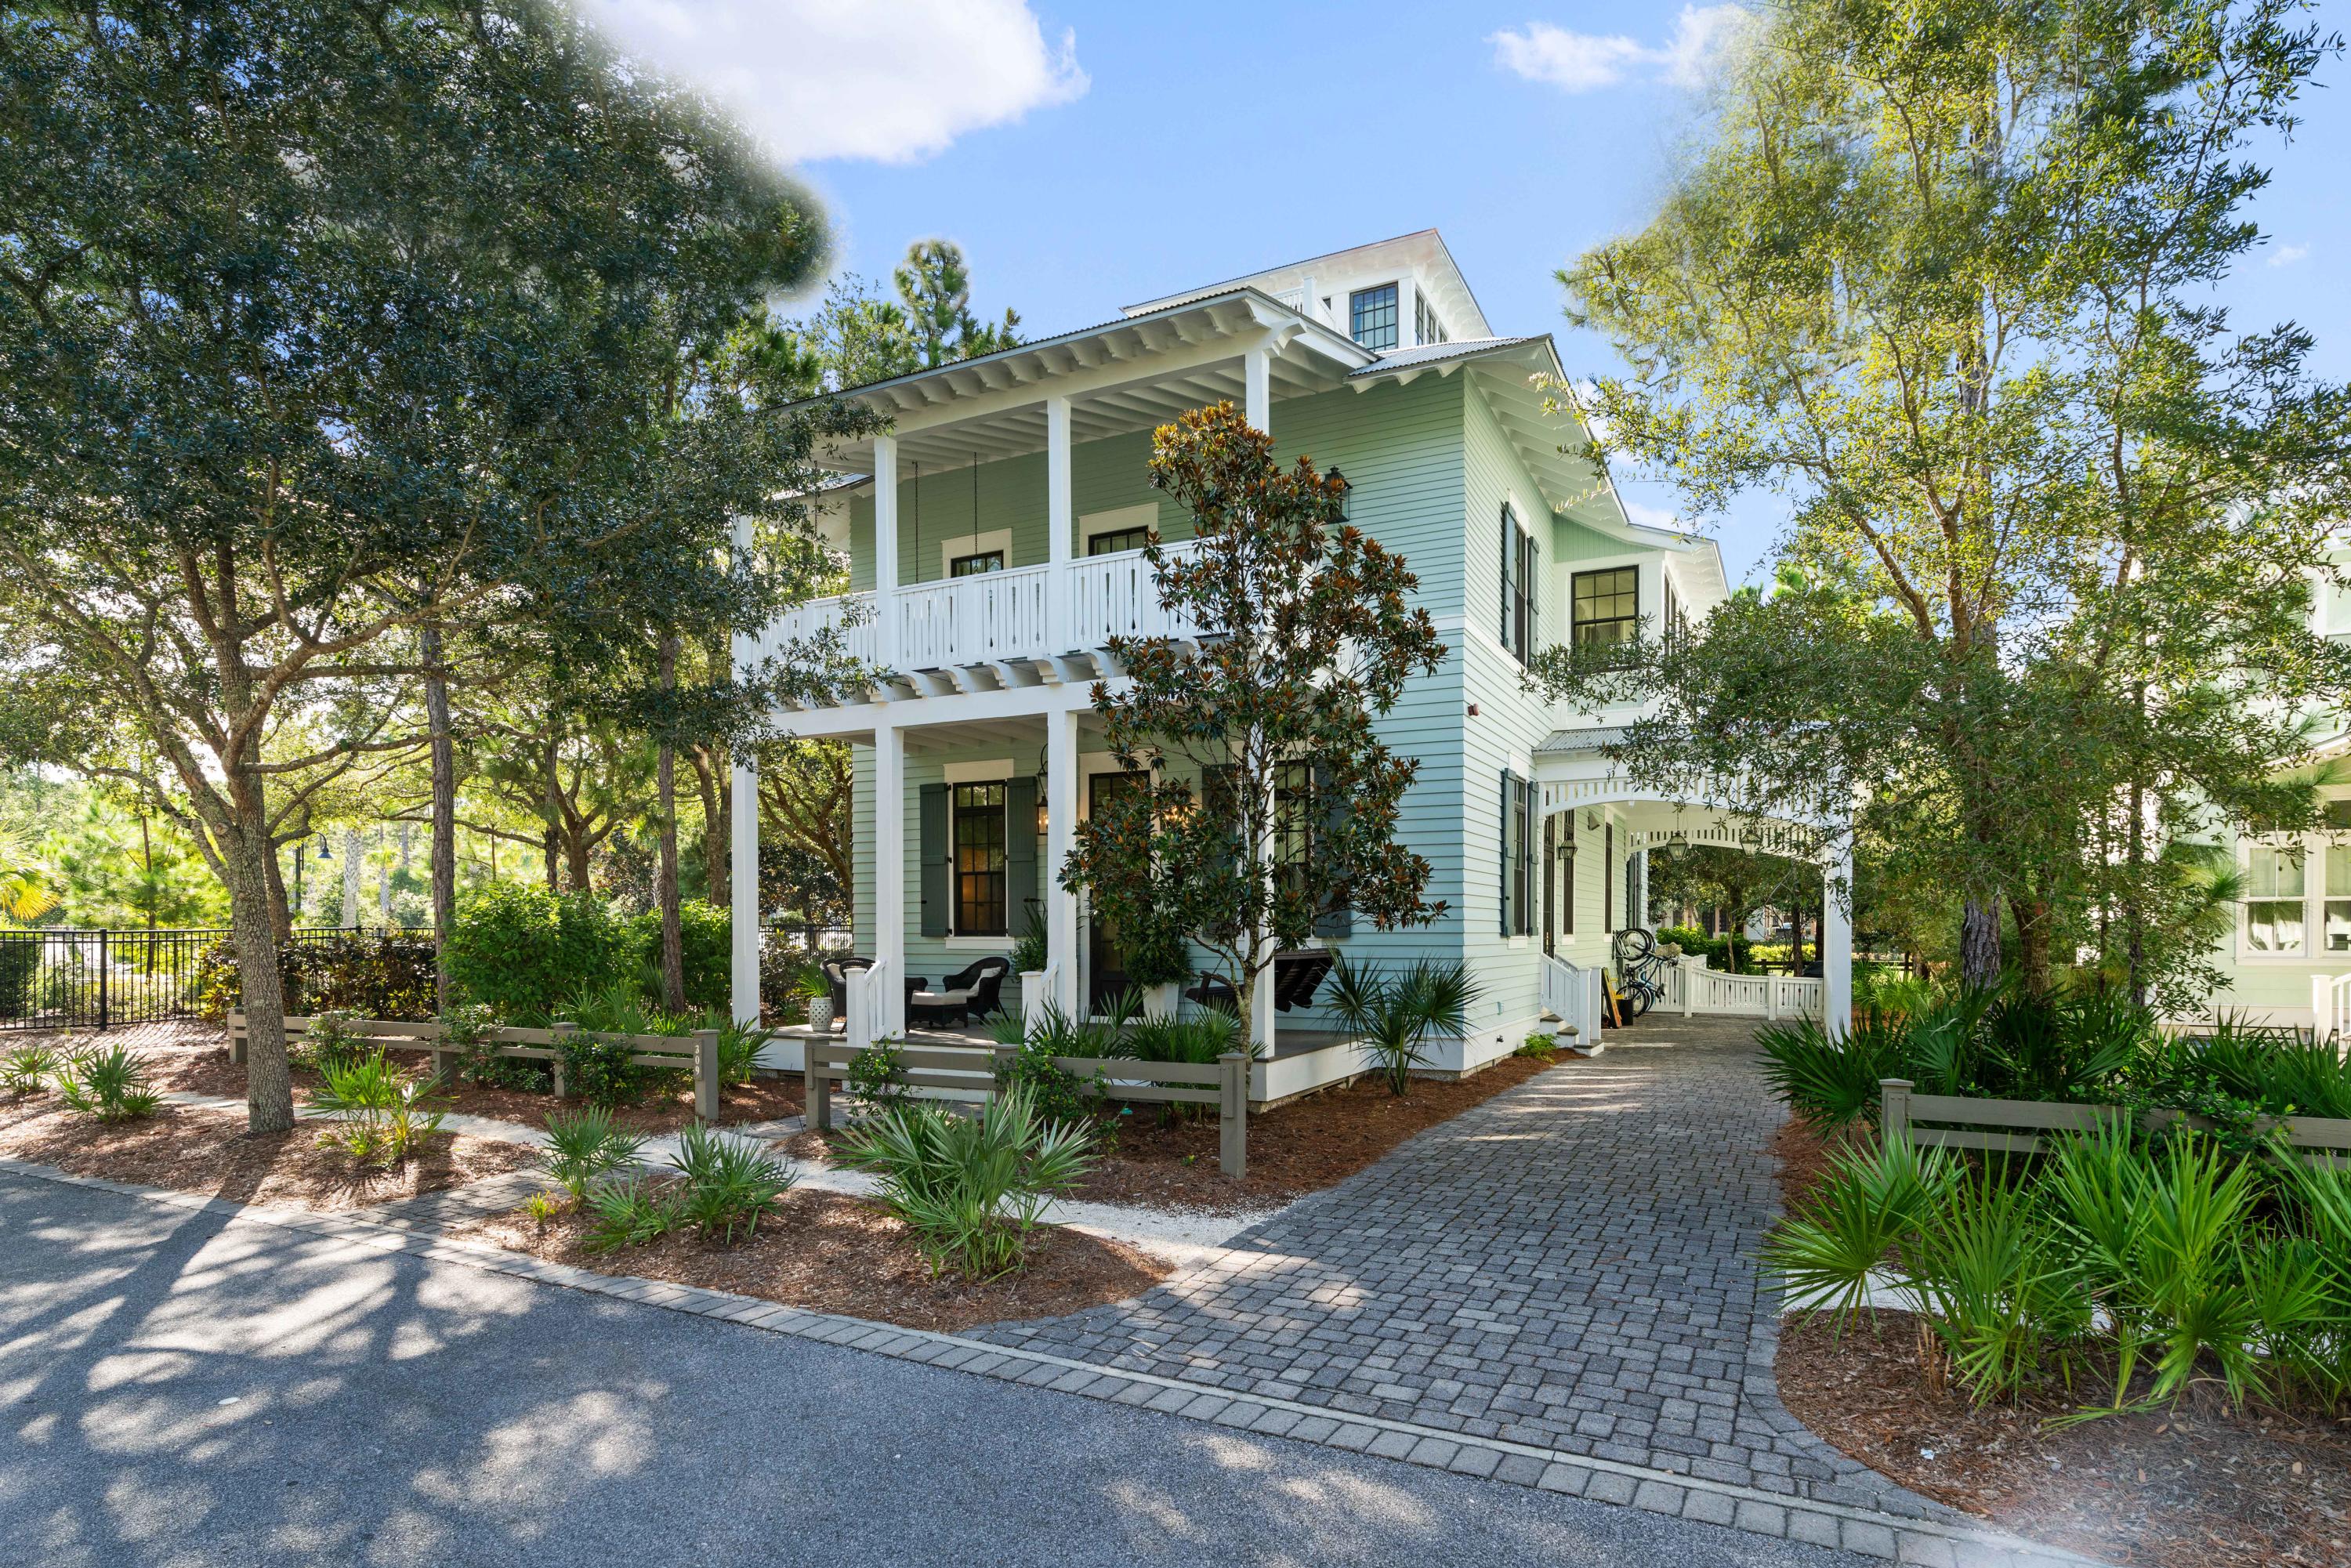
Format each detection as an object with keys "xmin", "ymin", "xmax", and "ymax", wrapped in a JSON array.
[
  {"xmin": 1768, "ymin": 1115, "xmax": 2351, "ymax": 1567},
  {"xmin": 139, "ymin": 1040, "xmax": 802, "ymax": 1135},
  {"xmin": 451, "ymin": 1187, "xmax": 1170, "ymax": 1333},
  {"xmin": 0, "ymin": 1095, "xmax": 535, "ymax": 1211},
  {"xmin": 788, "ymin": 1051, "xmax": 1575, "ymax": 1215}
]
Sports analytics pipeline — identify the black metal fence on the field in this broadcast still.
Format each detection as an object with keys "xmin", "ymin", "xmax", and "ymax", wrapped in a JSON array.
[{"xmin": 0, "ymin": 927, "xmax": 414, "ymax": 1034}]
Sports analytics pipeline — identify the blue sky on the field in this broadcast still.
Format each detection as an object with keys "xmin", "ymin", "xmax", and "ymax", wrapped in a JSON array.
[{"xmin": 590, "ymin": 1, "xmax": 2351, "ymax": 585}]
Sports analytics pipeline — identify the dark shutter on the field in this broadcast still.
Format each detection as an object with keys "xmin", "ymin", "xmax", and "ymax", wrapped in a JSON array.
[
  {"xmin": 1499, "ymin": 506, "xmax": 1515, "ymax": 652},
  {"xmin": 1523, "ymin": 528, "xmax": 1539, "ymax": 656},
  {"xmin": 1203, "ymin": 765, "xmax": 1241, "ymax": 882},
  {"xmin": 1520, "ymin": 780, "xmax": 1539, "ymax": 936},
  {"xmin": 1313, "ymin": 761, "xmax": 1351, "ymax": 938},
  {"xmin": 918, "ymin": 783, "xmax": 951, "ymax": 938},
  {"xmin": 1499, "ymin": 769, "xmax": 1516, "ymax": 937},
  {"xmin": 1005, "ymin": 776, "xmax": 1038, "ymax": 940}
]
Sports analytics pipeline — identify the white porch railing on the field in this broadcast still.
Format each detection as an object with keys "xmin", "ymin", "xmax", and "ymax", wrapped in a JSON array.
[
  {"xmin": 2313, "ymin": 972, "xmax": 2351, "ymax": 1050},
  {"xmin": 845, "ymin": 955, "xmax": 891, "ymax": 1048},
  {"xmin": 1683, "ymin": 962, "xmax": 1821, "ymax": 1021},
  {"xmin": 896, "ymin": 561, "xmax": 1053, "ymax": 670},
  {"xmin": 1540, "ymin": 954, "xmax": 1603, "ymax": 1045},
  {"xmin": 763, "ymin": 541, "xmax": 1208, "ymax": 692},
  {"xmin": 1021, "ymin": 961, "xmax": 1060, "ymax": 1038}
]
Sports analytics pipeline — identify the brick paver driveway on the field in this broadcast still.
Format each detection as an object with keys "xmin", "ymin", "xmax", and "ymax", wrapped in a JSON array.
[{"xmin": 977, "ymin": 1016, "xmax": 1936, "ymax": 1519}]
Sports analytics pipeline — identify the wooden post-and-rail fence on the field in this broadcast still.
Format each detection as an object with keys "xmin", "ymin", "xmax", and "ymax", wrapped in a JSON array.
[
  {"xmin": 229, "ymin": 1013, "xmax": 723, "ymax": 1122},
  {"xmin": 803, "ymin": 1037, "xmax": 1252, "ymax": 1180},
  {"xmin": 1879, "ymin": 1077, "xmax": 2351, "ymax": 1161}
]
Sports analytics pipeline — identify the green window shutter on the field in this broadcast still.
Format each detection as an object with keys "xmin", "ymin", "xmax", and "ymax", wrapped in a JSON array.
[
  {"xmin": 1202, "ymin": 764, "xmax": 1241, "ymax": 881},
  {"xmin": 1500, "ymin": 769, "xmax": 1515, "ymax": 938},
  {"xmin": 1313, "ymin": 761, "xmax": 1351, "ymax": 938},
  {"xmin": 1005, "ymin": 776, "xmax": 1039, "ymax": 940},
  {"xmin": 918, "ymin": 783, "xmax": 951, "ymax": 938}
]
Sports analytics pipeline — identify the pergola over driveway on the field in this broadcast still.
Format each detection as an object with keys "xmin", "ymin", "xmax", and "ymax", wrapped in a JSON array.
[{"xmin": 1534, "ymin": 726, "xmax": 1853, "ymax": 1041}]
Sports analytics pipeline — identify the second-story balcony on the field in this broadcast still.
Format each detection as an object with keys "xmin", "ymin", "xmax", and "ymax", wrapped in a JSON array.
[{"xmin": 755, "ymin": 541, "xmax": 1209, "ymax": 704}]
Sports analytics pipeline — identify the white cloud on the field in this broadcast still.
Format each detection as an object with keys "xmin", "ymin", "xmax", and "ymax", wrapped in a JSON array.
[
  {"xmin": 577, "ymin": 0, "xmax": 1089, "ymax": 165},
  {"xmin": 2271, "ymin": 242, "xmax": 2312, "ymax": 267},
  {"xmin": 1491, "ymin": 6, "xmax": 1748, "ymax": 94},
  {"xmin": 1619, "ymin": 498, "xmax": 1683, "ymax": 532}
]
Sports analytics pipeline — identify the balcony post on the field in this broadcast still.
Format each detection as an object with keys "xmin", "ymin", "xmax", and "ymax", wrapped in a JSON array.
[
  {"xmin": 874, "ymin": 433, "xmax": 899, "ymax": 668},
  {"xmin": 1045, "ymin": 699, "xmax": 1080, "ymax": 1016},
  {"xmin": 1046, "ymin": 393, "xmax": 1071, "ymax": 652},
  {"xmin": 730, "ymin": 507, "xmax": 763, "ymax": 1030},
  {"xmin": 874, "ymin": 717, "xmax": 904, "ymax": 1040},
  {"xmin": 1244, "ymin": 346, "xmax": 1270, "ymax": 433}
]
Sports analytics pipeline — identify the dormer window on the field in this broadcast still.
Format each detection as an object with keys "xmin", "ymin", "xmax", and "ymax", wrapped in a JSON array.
[
  {"xmin": 1349, "ymin": 284, "xmax": 1399, "ymax": 350},
  {"xmin": 1414, "ymin": 293, "xmax": 1449, "ymax": 347}
]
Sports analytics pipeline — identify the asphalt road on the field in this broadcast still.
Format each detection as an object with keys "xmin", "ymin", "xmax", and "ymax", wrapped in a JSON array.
[{"xmin": 0, "ymin": 1170, "xmax": 1875, "ymax": 1567}]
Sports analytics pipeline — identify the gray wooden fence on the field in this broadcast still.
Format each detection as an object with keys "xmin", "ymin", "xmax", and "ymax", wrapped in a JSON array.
[
  {"xmin": 1880, "ymin": 1077, "xmax": 2351, "ymax": 1161},
  {"xmin": 805, "ymin": 1037, "xmax": 1250, "ymax": 1179},
  {"xmin": 230, "ymin": 1012, "xmax": 723, "ymax": 1121}
]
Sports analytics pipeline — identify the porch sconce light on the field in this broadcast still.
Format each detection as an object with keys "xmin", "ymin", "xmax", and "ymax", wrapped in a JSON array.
[
  {"xmin": 1035, "ymin": 744, "xmax": 1050, "ymax": 836},
  {"xmin": 1466, "ymin": 702, "xmax": 1480, "ymax": 717},
  {"xmin": 1328, "ymin": 468, "xmax": 1350, "ymax": 519}
]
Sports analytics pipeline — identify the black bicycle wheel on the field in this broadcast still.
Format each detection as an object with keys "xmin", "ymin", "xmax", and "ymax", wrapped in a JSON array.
[{"xmin": 1612, "ymin": 926, "xmax": 1655, "ymax": 967}]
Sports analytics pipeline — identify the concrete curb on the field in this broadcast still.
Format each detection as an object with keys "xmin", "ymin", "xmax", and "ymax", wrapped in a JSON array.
[{"xmin": 0, "ymin": 1153, "xmax": 2108, "ymax": 1568}]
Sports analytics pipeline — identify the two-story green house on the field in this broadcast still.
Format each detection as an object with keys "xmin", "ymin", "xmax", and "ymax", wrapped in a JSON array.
[{"xmin": 726, "ymin": 232, "xmax": 1853, "ymax": 1097}]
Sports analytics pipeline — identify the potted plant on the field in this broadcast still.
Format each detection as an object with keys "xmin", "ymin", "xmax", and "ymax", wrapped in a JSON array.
[{"xmin": 795, "ymin": 961, "xmax": 834, "ymax": 1033}]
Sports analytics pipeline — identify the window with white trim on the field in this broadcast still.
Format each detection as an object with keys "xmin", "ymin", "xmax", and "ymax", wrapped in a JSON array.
[
  {"xmin": 2245, "ymin": 839, "xmax": 2307, "ymax": 954},
  {"xmin": 1349, "ymin": 284, "xmax": 1398, "ymax": 350},
  {"xmin": 1413, "ymin": 292, "xmax": 1448, "ymax": 347}
]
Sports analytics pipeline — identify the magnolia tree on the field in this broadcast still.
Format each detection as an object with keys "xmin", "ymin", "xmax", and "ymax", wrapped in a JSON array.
[{"xmin": 1063, "ymin": 403, "xmax": 1447, "ymax": 1048}]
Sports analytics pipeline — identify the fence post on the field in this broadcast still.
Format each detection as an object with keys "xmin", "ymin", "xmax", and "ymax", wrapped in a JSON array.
[
  {"xmin": 549, "ymin": 1022, "xmax": 576, "ymax": 1100},
  {"xmin": 96, "ymin": 929, "xmax": 110, "ymax": 1033},
  {"xmin": 808, "ymin": 1038, "xmax": 831, "ymax": 1132},
  {"xmin": 1766, "ymin": 977, "xmax": 1779, "ymax": 1022},
  {"xmin": 693, "ymin": 1027, "xmax": 720, "ymax": 1124},
  {"xmin": 1879, "ymin": 1078, "xmax": 1913, "ymax": 1143},
  {"xmin": 1218, "ymin": 1051, "xmax": 1248, "ymax": 1181}
]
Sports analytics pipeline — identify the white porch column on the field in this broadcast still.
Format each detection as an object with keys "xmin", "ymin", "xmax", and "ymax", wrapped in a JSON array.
[
  {"xmin": 873, "ymin": 718, "xmax": 904, "ymax": 1041},
  {"xmin": 873, "ymin": 433, "xmax": 899, "ymax": 669},
  {"xmin": 730, "ymin": 515, "xmax": 763, "ymax": 1029},
  {"xmin": 1045, "ymin": 701, "xmax": 1080, "ymax": 1016},
  {"xmin": 1046, "ymin": 393, "xmax": 1072, "ymax": 653},
  {"xmin": 1633, "ymin": 849, "xmax": 1651, "ymax": 930},
  {"xmin": 1244, "ymin": 345, "xmax": 1270, "ymax": 433},
  {"xmin": 1824, "ymin": 841, "xmax": 1853, "ymax": 1039}
]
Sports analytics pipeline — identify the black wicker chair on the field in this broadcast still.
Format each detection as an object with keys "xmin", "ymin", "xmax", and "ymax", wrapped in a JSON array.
[{"xmin": 908, "ymin": 955, "xmax": 1012, "ymax": 1029}]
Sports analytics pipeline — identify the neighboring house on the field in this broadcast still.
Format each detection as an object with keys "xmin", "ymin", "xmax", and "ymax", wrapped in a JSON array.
[
  {"xmin": 726, "ymin": 232, "xmax": 1853, "ymax": 1095},
  {"xmin": 2199, "ymin": 556, "xmax": 2351, "ymax": 1036}
]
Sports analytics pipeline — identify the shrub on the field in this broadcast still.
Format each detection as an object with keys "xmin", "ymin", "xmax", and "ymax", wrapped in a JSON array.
[
  {"xmin": 310, "ymin": 1050, "xmax": 447, "ymax": 1164},
  {"xmin": 289, "ymin": 1009, "xmax": 367, "ymax": 1074},
  {"xmin": 623, "ymin": 901, "xmax": 730, "ymax": 1009},
  {"xmin": 705, "ymin": 1012, "xmax": 772, "ymax": 1085},
  {"xmin": 992, "ymin": 1037, "xmax": 1093, "ymax": 1128},
  {"xmin": 445, "ymin": 883, "xmax": 632, "ymax": 1023},
  {"xmin": 1324, "ymin": 956, "xmax": 1479, "ymax": 1095},
  {"xmin": 1516, "ymin": 1030, "xmax": 1559, "ymax": 1060},
  {"xmin": 581, "ymin": 1176, "xmax": 683, "ymax": 1253},
  {"xmin": 560, "ymin": 1031, "xmax": 650, "ymax": 1109},
  {"xmin": 1767, "ymin": 1124, "xmax": 2351, "ymax": 1418},
  {"xmin": 846, "ymin": 1037, "xmax": 911, "ymax": 1109},
  {"xmin": 2, "ymin": 1042, "xmax": 60, "ymax": 1095},
  {"xmin": 200, "ymin": 932, "xmax": 437, "ymax": 1023},
  {"xmin": 837, "ymin": 1086, "xmax": 1096, "ymax": 1280},
  {"xmin": 668, "ymin": 1123, "xmax": 796, "ymax": 1244},
  {"xmin": 56, "ymin": 1042, "xmax": 162, "ymax": 1122},
  {"xmin": 536, "ymin": 1106, "xmax": 645, "ymax": 1199}
]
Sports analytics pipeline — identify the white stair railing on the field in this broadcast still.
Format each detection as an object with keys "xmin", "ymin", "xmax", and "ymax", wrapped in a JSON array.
[
  {"xmin": 845, "ymin": 956, "xmax": 890, "ymax": 1049},
  {"xmin": 1540, "ymin": 953, "xmax": 1603, "ymax": 1045},
  {"xmin": 2313, "ymin": 972, "xmax": 2351, "ymax": 1054}
]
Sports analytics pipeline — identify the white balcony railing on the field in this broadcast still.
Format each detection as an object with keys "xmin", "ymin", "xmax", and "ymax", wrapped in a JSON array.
[{"xmin": 761, "ymin": 541, "xmax": 1206, "ymax": 697}]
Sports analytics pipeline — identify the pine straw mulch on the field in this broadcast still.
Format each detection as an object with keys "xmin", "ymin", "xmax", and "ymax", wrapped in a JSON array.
[
  {"xmin": 1769, "ymin": 1114, "xmax": 2351, "ymax": 1568},
  {"xmin": 449, "ymin": 1186, "xmax": 1171, "ymax": 1333},
  {"xmin": 0, "ymin": 1094, "xmax": 535, "ymax": 1211},
  {"xmin": 784, "ymin": 1050, "xmax": 1576, "ymax": 1215},
  {"xmin": 137, "ymin": 1039, "xmax": 802, "ymax": 1135}
]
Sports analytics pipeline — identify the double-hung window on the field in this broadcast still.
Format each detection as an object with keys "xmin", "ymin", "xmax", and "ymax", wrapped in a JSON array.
[
  {"xmin": 1501, "ymin": 506, "xmax": 1538, "ymax": 663},
  {"xmin": 952, "ymin": 783, "xmax": 1009, "ymax": 936},
  {"xmin": 1087, "ymin": 527, "xmax": 1150, "ymax": 556},
  {"xmin": 1573, "ymin": 567, "xmax": 1639, "ymax": 657},
  {"xmin": 949, "ymin": 549, "xmax": 1004, "ymax": 577},
  {"xmin": 1664, "ymin": 574, "xmax": 1690, "ymax": 656},
  {"xmin": 1413, "ymin": 293, "xmax": 1448, "ymax": 347},
  {"xmin": 1349, "ymin": 284, "xmax": 1399, "ymax": 350},
  {"xmin": 2244, "ymin": 838, "xmax": 2307, "ymax": 955}
]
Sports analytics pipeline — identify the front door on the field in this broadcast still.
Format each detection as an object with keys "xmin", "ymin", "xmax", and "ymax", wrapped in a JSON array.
[{"xmin": 1087, "ymin": 771, "xmax": 1143, "ymax": 1012}]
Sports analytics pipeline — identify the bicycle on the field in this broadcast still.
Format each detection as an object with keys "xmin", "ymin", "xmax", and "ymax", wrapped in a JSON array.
[{"xmin": 1610, "ymin": 928, "xmax": 1666, "ymax": 1021}]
